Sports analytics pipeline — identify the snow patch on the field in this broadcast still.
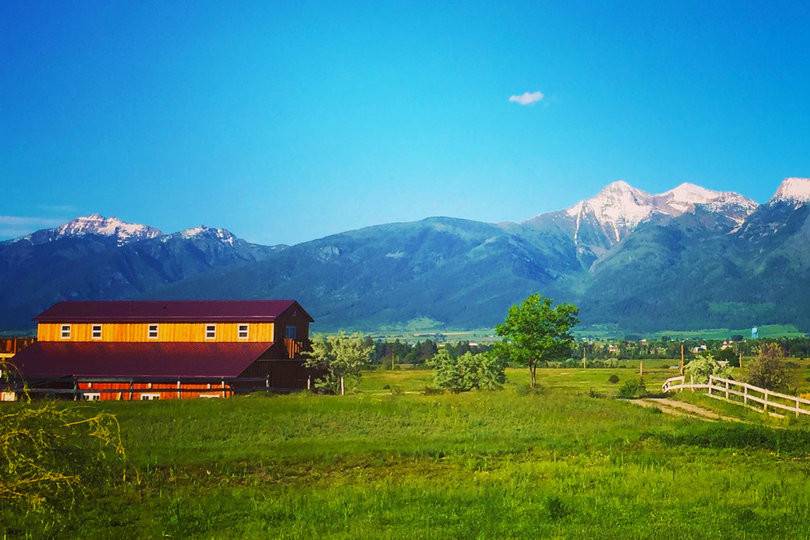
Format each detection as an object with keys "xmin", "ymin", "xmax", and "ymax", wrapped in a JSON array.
[
  {"xmin": 560, "ymin": 180, "xmax": 757, "ymax": 247},
  {"xmin": 180, "ymin": 226, "xmax": 236, "ymax": 245},
  {"xmin": 55, "ymin": 214, "xmax": 162, "ymax": 245},
  {"xmin": 772, "ymin": 177, "xmax": 810, "ymax": 203}
]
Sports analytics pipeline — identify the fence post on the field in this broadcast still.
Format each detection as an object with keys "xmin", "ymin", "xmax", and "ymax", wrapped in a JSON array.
[
  {"xmin": 707, "ymin": 375, "xmax": 712, "ymax": 396},
  {"xmin": 743, "ymin": 384, "xmax": 748, "ymax": 405},
  {"xmin": 725, "ymin": 379, "xmax": 729, "ymax": 400},
  {"xmin": 797, "ymin": 397, "xmax": 801, "ymax": 417},
  {"xmin": 763, "ymin": 389, "xmax": 769, "ymax": 413}
]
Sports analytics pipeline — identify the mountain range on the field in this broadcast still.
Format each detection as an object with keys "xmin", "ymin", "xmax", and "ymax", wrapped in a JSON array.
[{"xmin": 2, "ymin": 178, "xmax": 810, "ymax": 334}]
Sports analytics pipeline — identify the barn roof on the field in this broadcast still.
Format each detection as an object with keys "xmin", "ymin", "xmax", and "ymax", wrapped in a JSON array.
[
  {"xmin": 12, "ymin": 341, "xmax": 273, "ymax": 379},
  {"xmin": 34, "ymin": 300, "xmax": 313, "ymax": 323}
]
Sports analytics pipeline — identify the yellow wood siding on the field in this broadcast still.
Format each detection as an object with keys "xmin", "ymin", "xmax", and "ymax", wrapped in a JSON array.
[{"xmin": 37, "ymin": 322, "xmax": 275, "ymax": 343}]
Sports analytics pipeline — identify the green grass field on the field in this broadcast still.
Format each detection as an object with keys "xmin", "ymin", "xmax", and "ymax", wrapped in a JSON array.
[{"xmin": 4, "ymin": 363, "xmax": 810, "ymax": 538}]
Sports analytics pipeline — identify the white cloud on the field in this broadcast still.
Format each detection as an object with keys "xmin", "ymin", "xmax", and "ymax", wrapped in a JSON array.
[
  {"xmin": 0, "ymin": 215, "xmax": 65, "ymax": 227},
  {"xmin": 0, "ymin": 215, "xmax": 66, "ymax": 240},
  {"xmin": 508, "ymin": 90, "xmax": 544, "ymax": 106}
]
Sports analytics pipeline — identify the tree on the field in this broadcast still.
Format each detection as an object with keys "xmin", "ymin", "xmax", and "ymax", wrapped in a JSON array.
[
  {"xmin": 427, "ymin": 350, "xmax": 506, "ymax": 392},
  {"xmin": 303, "ymin": 332, "xmax": 373, "ymax": 395},
  {"xmin": 495, "ymin": 294, "xmax": 579, "ymax": 388},
  {"xmin": 684, "ymin": 353, "xmax": 733, "ymax": 383},
  {"xmin": 747, "ymin": 342, "xmax": 791, "ymax": 391},
  {"xmin": 714, "ymin": 347, "xmax": 739, "ymax": 367}
]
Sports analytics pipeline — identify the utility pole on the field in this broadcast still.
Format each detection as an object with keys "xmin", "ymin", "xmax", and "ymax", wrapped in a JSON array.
[
  {"xmin": 582, "ymin": 346, "xmax": 586, "ymax": 369},
  {"xmin": 680, "ymin": 343, "xmax": 685, "ymax": 376}
]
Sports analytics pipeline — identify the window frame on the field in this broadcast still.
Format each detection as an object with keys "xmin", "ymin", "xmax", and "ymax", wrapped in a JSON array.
[
  {"xmin": 82, "ymin": 392, "xmax": 101, "ymax": 401},
  {"xmin": 91, "ymin": 324, "xmax": 102, "ymax": 340},
  {"xmin": 140, "ymin": 393, "xmax": 160, "ymax": 401},
  {"xmin": 148, "ymin": 324, "xmax": 159, "ymax": 339},
  {"xmin": 285, "ymin": 325, "xmax": 297, "ymax": 339},
  {"xmin": 237, "ymin": 324, "xmax": 249, "ymax": 340},
  {"xmin": 205, "ymin": 324, "xmax": 216, "ymax": 340},
  {"xmin": 60, "ymin": 324, "xmax": 71, "ymax": 339}
]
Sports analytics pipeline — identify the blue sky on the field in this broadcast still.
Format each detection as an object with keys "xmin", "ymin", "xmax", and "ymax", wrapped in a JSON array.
[{"xmin": 2, "ymin": 1, "xmax": 810, "ymax": 244}]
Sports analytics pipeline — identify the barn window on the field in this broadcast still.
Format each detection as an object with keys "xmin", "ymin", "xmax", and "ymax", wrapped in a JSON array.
[
  {"xmin": 140, "ymin": 393, "xmax": 160, "ymax": 401},
  {"xmin": 285, "ymin": 325, "xmax": 297, "ymax": 339},
  {"xmin": 205, "ymin": 324, "xmax": 216, "ymax": 339},
  {"xmin": 238, "ymin": 324, "xmax": 249, "ymax": 339},
  {"xmin": 60, "ymin": 324, "xmax": 71, "ymax": 339},
  {"xmin": 148, "ymin": 324, "xmax": 159, "ymax": 339},
  {"xmin": 82, "ymin": 392, "xmax": 101, "ymax": 401},
  {"xmin": 91, "ymin": 324, "xmax": 102, "ymax": 339}
]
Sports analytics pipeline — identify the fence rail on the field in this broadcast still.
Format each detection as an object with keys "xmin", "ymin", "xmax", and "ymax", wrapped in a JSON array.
[{"xmin": 662, "ymin": 375, "xmax": 810, "ymax": 417}]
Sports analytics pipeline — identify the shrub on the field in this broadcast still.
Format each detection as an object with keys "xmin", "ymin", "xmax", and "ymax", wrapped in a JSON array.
[
  {"xmin": 427, "ymin": 350, "xmax": 506, "ymax": 392},
  {"xmin": 608, "ymin": 374, "xmax": 620, "ymax": 384},
  {"xmin": 684, "ymin": 354, "xmax": 733, "ymax": 383},
  {"xmin": 747, "ymin": 343, "xmax": 791, "ymax": 391},
  {"xmin": 617, "ymin": 378, "xmax": 647, "ymax": 399}
]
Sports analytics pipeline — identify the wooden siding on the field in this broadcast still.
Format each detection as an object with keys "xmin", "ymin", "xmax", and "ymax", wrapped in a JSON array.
[
  {"xmin": 78, "ymin": 381, "xmax": 233, "ymax": 400},
  {"xmin": 38, "ymin": 322, "xmax": 275, "ymax": 343}
]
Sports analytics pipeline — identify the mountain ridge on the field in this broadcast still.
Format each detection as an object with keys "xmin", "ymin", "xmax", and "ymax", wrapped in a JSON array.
[{"xmin": 1, "ymin": 178, "xmax": 808, "ymax": 333}]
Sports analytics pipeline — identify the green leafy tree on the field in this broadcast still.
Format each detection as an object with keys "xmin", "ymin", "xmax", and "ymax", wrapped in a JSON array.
[
  {"xmin": 714, "ymin": 347, "xmax": 740, "ymax": 367},
  {"xmin": 495, "ymin": 294, "xmax": 579, "ymax": 388},
  {"xmin": 684, "ymin": 353, "xmax": 733, "ymax": 383},
  {"xmin": 747, "ymin": 343, "xmax": 791, "ymax": 391},
  {"xmin": 427, "ymin": 350, "xmax": 506, "ymax": 392},
  {"xmin": 304, "ymin": 332, "xmax": 373, "ymax": 395}
]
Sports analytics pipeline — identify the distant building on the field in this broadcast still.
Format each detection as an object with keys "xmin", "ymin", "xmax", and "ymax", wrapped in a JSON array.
[{"xmin": 11, "ymin": 300, "xmax": 313, "ymax": 400}]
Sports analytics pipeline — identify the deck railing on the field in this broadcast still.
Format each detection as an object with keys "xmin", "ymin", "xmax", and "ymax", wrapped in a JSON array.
[{"xmin": 662, "ymin": 375, "xmax": 810, "ymax": 417}]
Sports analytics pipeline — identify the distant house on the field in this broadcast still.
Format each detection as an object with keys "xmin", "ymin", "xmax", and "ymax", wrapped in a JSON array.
[{"xmin": 11, "ymin": 300, "xmax": 313, "ymax": 400}]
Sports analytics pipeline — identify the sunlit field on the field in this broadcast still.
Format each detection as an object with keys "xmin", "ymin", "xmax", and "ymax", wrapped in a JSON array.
[{"xmin": 4, "ymin": 362, "xmax": 810, "ymax": 538}]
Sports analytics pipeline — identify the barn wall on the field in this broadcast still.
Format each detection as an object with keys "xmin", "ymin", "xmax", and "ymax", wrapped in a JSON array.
[
  {"xmin": 77, "ymin": 381, "xmax": 234, "ymax": 400},
  {"xmin": 38, "ymin": 322, "xmax": 274, "ymax": 343}
]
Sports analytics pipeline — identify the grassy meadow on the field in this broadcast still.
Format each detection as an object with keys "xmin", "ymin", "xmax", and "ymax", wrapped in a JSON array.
[{"xmin": 4, "ymin": 361, "xmax": 810, "ymax": 538}]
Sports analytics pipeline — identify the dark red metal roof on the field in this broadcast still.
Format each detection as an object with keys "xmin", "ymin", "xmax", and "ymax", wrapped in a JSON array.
[
  {"xmin": 34, "ymin": 300, "xmax": 313, "ymax": 323},
  {"xmin": 12, "ymin": 341, "xmax": 273, "ymax": 379}
]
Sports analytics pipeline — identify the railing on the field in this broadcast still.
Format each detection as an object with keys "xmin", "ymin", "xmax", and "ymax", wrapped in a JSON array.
[{"xmin": 662, "ymin": 375, "xmax": 810, "ymax": 417}]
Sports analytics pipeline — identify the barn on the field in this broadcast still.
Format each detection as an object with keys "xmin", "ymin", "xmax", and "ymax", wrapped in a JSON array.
[{"xmin": 10, "ymin": 300, "xmax": 314, "ymax": 400}]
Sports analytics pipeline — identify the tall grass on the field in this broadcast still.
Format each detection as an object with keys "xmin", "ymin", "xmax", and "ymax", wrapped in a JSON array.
[{"xmin": 2, "ymin": 366, "xmax": 810, "ymax": 537}]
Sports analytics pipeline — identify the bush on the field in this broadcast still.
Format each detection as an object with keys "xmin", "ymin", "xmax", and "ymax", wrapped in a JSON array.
[
  {"xmin": 608, "ymin": 374, "xmax": 620, "ymax": 384},
  {"xmin": 617, "ymin": 378, "xmax": 647, "ymax": 399},
  {"xmin": 427, "ymin": 350, "xmax": 506, "ymax": 392},
  {"xmin": 747, "ymin": 343, "xmax": 791, "ymax": 391}
]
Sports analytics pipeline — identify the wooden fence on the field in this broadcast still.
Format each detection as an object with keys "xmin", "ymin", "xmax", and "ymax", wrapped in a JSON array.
[{"xmin": 662, "ymin": 375, "xmax": 810, "ymax": 417}]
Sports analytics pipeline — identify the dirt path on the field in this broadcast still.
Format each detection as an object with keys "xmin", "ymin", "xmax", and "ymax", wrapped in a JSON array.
[{"xmin": 627, "ymin": 398, "xmax": 742, "ymax": 422}]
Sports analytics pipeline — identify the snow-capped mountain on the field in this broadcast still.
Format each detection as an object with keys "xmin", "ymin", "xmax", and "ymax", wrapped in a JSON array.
[
  {"xmin": 18, "ymin": 214, "xmax": 163, "ymax": 246},
  {"xmin": 550, "ymin": 180, "xmax": 757, "ymax": 260},
  {"xmin": 3, "ymin": 177, "xmax": 810, "ymax": 333},
  {"xmin": 178, "ymin": 226, "xmax": 237, "ymax": 245},
  {"xmin": 55, "ymin": 213, "xmax": 163, "ymax": 244},
  {"xmin": 771, "ymin": 177, "xmax": 810, "ymax": 204}
]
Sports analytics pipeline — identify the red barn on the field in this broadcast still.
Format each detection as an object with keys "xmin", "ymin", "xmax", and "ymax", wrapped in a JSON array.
[{"xmin": 11, "ymin": 300, "xmax": 314, "ymax": 400}]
